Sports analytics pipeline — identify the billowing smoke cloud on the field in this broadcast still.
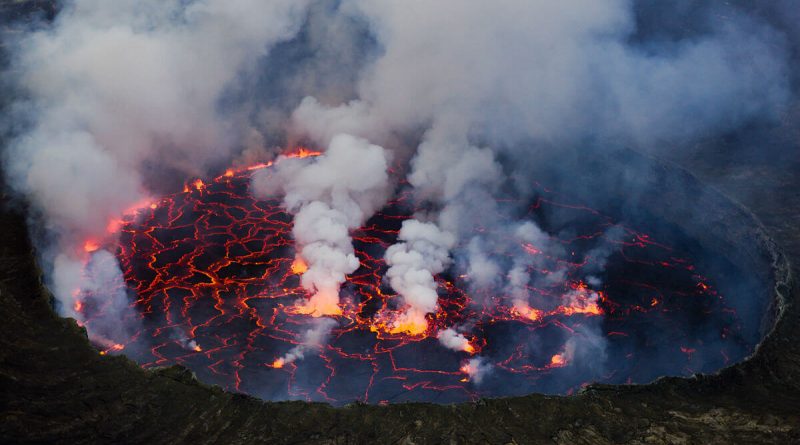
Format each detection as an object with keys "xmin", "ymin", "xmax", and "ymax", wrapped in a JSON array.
[
  {"xmin": 65, "ymin": 249, "xmax": 134, "ymax": 347},
  {"xmin": 437, "ymin": 327, "xmax": 473, "ymax": 353},
  {"xmin": 297, "ymin": 0, "xmax": 788, "ymax": 148},
  {"xmin": 461, "ymin": 357, "xmax": 492, "ymax": 385},
  {"xmin": 290, "ymin": 0, "xmax": 790, "ymax": 342},
  {"xmin": 383, "ymin": 220, "xmax": 455, "ymax": 334},
  {"xmin": 2, "ymin": 0, "xmax": 314, "ymax": 345},
  {"xmin": 505, "ymin": 222, "xmax": 557, "ymax": 316},
  {"xmin": 251, "ymin": 134, "xmax": 389, "ymax": 316}
]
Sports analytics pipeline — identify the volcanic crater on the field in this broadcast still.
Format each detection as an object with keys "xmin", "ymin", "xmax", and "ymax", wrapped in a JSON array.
[{"xmin": 72, "ymin": 148, "xmax": 779, "ymax": 405}]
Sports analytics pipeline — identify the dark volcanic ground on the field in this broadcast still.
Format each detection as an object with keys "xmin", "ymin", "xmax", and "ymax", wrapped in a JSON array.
[{"xmin": 2, "ymin": 2, "xmax": 800, "ymax": 445}]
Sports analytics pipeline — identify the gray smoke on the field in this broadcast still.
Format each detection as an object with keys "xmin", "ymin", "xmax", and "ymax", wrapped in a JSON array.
[
  {"xmin": 3, "ymin": 0, "xmax": 314, "ymax": 345},
  {"xmin": 273, "ymin": 317, "xmax": 337, "ymax": 367},
  {"xmin": 289, "ymin": 0, "xmax": 790, "ymax": 350},
  {"xmin": 251, "ymin": 133, "xmax": 390, "ymax": 316}
]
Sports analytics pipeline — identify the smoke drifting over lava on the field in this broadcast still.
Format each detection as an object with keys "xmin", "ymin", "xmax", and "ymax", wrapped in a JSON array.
[
  {"xmin": 79, "ymin": 163, "xmax": 750, "ymax": 403},
  {"xmin": 251, "ymin": 134, "xmax": 390, "ymax": 317},
  {"xmin": 1, "ymin": 0, "xmax": 796, "ymax": 403}
]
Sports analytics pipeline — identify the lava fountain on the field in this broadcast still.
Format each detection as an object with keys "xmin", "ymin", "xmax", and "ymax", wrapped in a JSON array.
[{"xmin": 72, "ymin": 149, "xmax": 770, "ymax": 405}]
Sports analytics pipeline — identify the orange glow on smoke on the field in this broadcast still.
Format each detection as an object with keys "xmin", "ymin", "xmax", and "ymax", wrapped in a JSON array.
[
  {"xmin": 550, "ymin": 353, "xmax": 567, "ymax": 367},
  {"xmin": 388, "ymin": 322, "xmax": 427, "ymax": 336},
  {"xmin": 294, "ymin": 302, "xmax": 342, "ymax": 317},
  {"xmin": 557, "ymin": 282, "xmax": 604, "ymax": 316},
  {"xmin": 513, "ymin": 303, "xmax": 543, "ymax": 321},
  {"xmin": 245, "ymin": 162, "xmax": 273, "ymax": 171},
  {"xmin": 73, "ymin": 300, "xmax": 83, "ymax": 313},
  {"xmin": 291, "ymin": 257, "xmax": 308, "ymax": 275},
  {"xmin": 106, "ymin": 198, "xmax": 158, "ymax": 233},
  {"xmin": 83, "ymin": 240, "xmax": 100, "ymax": 253},
  {"xmin": 289, "ymin": 147, "xmax": 322, "ymax": 158},
  {"xmin": 522, "ymin": 243, "xmax": 542, "ymax": 255},
  {"xmin": 559, "ymin": 300, "xmax": 602, "ymax": 316},
  {"xmin": 272, "ymin": 358, "xmax": 285, "ymax": 369},
  {"xmin": 107, "ymin": 219, "xmax": 123, "ymax": 233},
  {"xmin": 99, "ymin": 343, "xmax": 124, "ymax": 356},
  {"xmin": 459, "ymin": 360, "xmax": 481, "ymax": 382},
  {"xmin": 370, "ymin": 309, "xmax": 428, "ymax": 337},
  {"xmin": 293, "ymin": 289, "xmax": 343, "ymax": 317},
  {"xmin": 463, "ymin": 343, "xmax": 476, "ymax": 354}
]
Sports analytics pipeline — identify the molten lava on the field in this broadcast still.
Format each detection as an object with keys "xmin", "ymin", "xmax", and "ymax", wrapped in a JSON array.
[
  {"xmin": 73, "ymin": 155, "xmax": 749, "ymax": 405},
  {"xmin": 550, "ymin": 353, "xmax": 567, "ymax": 367},
  {"xmin": 292, "ymin": 289, "xmax": 343, "ymax": 317},
  {"xmin": 83, "ymin": 240, "xmax": 100, "ymax": 253},
  {"xmin": 290, "ymin": 257, "xmax": 308, "ymax": 275}
]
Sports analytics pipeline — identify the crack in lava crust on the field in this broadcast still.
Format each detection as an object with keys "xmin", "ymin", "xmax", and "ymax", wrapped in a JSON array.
[{"xmin": 75, "ymin": 160, "xmax": 751, "ymax": 405}]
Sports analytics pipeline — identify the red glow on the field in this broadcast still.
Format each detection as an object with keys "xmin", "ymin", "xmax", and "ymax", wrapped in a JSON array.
[
  {"xmin": 550, "ymin": 353, "xmax": 567, "ymax": 367},
  {"xmin": 99, "ymin": 343, "xmax": 124, "ymax": 356},
  {"xmin": 290, "ymin": 257, "xmax": 308, "ymax": 275},
  {"xmin": 288, "ymin": 147, "xmax": 322, "ymax": 158},
  {"xmin": 512, "ymin": 303, "xmax": 543, "ymax": 321}
]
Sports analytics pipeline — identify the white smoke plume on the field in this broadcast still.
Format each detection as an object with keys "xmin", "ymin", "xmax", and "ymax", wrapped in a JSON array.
[
  {"xmin": 461, "ymin": 357, "xmax": 492, "ymax": 385},
  {"xmin": 3, "ymin": 0, "xmax": 314, "ymax": 345},
  {"xmin": 289, "ymin": 0, "xmax": 789, "ymax": 340},
  {"xmin": 383, "ymin": 219, "xmax": 455, "ymax": 334},
  {"xmin": 505, "ymin": 222, "xmax": 556, "ymax": 314},
  {"xmin": 251, "ymin": 134, "xmax": 390, "ymax": 316},
  {"xmin": 272, "ymin": 317, "xmax": 337, "ymax": 368},
  {"xmin": 437, "ymin": 327, "xmax": 473, "ymax": 353},
  {"xmin": 378, "ymin": 126, "xmax": 503, "ymax": 332},
  {"xmin": 69, "ymin": 249, "xmax": 135, "ymax": 347}
]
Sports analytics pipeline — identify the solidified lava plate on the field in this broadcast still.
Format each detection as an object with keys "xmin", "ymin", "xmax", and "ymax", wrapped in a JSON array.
[{"xmin": 76, "ymin": 157, "xmax": 754, "ymax": 405}]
